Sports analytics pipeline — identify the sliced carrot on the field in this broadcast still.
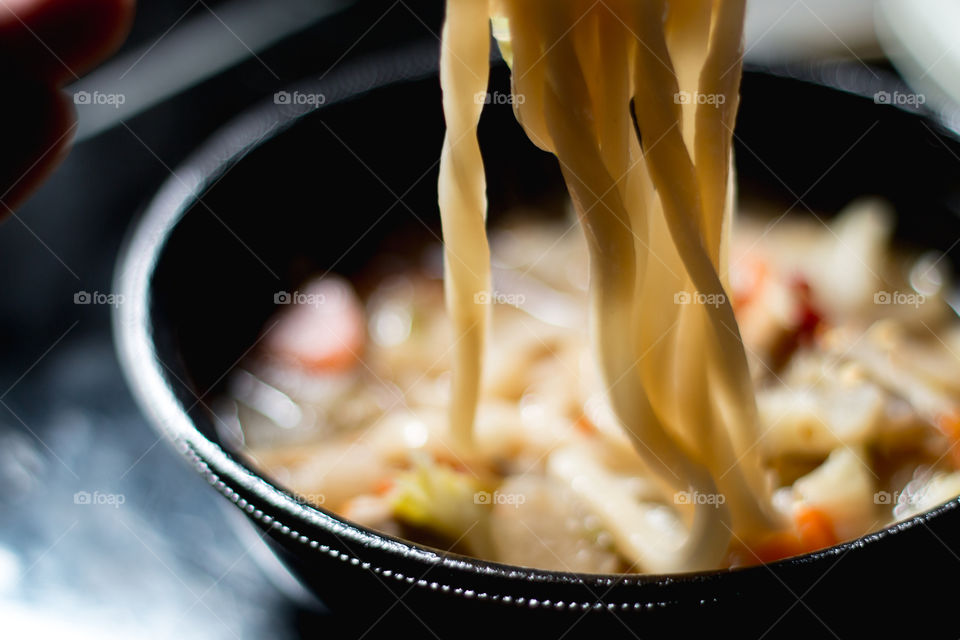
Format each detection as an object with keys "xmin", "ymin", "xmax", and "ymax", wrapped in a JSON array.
[
  {"xmin": 574, "ymin": 414, "xmax": 597, "ymax": 436},
  {"xmin": 749, "ymin": 531, "xmax": 804, "ymax": 565},
  {"xmin": 935, "ymin": 410, "xmax": 960, "ymax": 439},
  {"xmin": 934, "ymin": 410, "xmax": 960, "ymax": 469},
  {"xmin": 265, "ymin": 275, "xmax": 366, "ymax": 372},
  {"xmin": 373, "ymin": 477, "xmax": 395, "ymax": 496},
  {"xmin": 731, "ymin": 255, "xmax": 768, "ymax": 311},
  {"xmin": 794, "ymin": 506, "xmax": 837, "ymax": 550},
  {"xmin": 748, "ymin": 506, "xmax": 837, "ymax": 564}
]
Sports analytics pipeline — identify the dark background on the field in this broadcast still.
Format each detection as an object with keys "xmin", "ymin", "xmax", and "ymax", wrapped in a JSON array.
[{"xmin": 0, "ymin": 1, "xmax": 445, "ymax": 637}]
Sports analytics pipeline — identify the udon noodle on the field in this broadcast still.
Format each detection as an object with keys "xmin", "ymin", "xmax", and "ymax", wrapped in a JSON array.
[{"xmin": 438, "ymin": 0, "xmax": 772, "ymax": 571}]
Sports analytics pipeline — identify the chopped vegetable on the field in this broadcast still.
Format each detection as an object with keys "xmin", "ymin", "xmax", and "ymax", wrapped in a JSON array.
[
  {"xmin": 935, "ymin": 410, "xmax": 960, "ymax": 469},
  {"xmin": 790, "ymin": 447, "xmax": 877, "ymax": 541},
  {"xmin": 264, "ymin": 276, "xmax": 366, "ymax": 371},
  {"xmin": 233, "ymin": 206, "xmax": 960, "ymax": 573},
  {"xmin": 489, "ymin": 475, "xmax": 620, "ymax": 573},
  {"xmin": 387, "ymin": 455, "xmax": 494, "ymax": 557},
  {"xmin": 749, "ymin": 506, "xmax": 837, "ymax": 564}
]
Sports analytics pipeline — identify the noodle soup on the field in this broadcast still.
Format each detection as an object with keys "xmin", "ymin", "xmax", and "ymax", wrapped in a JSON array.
[
  {"xmin": 222, "ymin": 200, "xmax": 960, "ymax": 574},
  {"xmin": 213, "ymin": 1, "xmax": 960, "ymax": 574}
]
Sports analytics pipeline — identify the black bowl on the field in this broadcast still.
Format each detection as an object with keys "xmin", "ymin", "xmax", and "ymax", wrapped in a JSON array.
[{"xmin": 114, "ymin": 42, "xmax": 960, "ymax": 638}]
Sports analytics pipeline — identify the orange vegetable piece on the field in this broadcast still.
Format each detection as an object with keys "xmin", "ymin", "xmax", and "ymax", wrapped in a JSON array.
[
  {"xmin": 574, "ymin": 414, "xmax": 597, "ymax": 436},
  {"xmin": 935, "ymin": 410, "xmax": 960, "ymax": 469},
  {"xmin": 731, "ymin": 255, "xmax": 768, "ymax": 311},
  {"xmin": 749, "ymin": 506, "xmax": 837, "ymax": 564},
  {"xmin": 373, "ymin": 477, "xmax": 394, "ymax": 496}
]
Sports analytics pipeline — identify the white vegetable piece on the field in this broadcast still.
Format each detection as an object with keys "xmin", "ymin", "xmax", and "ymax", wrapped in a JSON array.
[
  {"xmin": 757, "ymin": 383, "xmax": 884, "ymax": 456},
  {"xmin": 546, "ymin": 446, "xmax": 730, "ymax": 573},
  {"xmin": 489, "ymin": 474, "xmax": 620, "ymax": 573},
  {"xmin": 791, "ymin": 447, "xmax": 876, "ymax": 540},
  {"xmin": 895, "ymin": 471, "xmax": 960, "ymax": 520}
]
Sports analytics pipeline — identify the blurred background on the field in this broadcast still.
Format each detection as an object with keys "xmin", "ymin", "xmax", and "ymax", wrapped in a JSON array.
[{"xmin": 0, "ymin": 0, "xmax": 957, "ymax": 637}]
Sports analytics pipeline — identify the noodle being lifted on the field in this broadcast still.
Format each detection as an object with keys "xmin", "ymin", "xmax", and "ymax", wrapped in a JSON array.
[
  {"xmin": 228, "ymin": 1, "xmax": 960, "ymax": 575},
  {"xmin": 438, "ymin": 0, "xmax": 775, "ymax": 571}
]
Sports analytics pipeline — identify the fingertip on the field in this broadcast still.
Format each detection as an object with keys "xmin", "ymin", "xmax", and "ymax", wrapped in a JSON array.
[
  {"xmin": 0, "ymin": 0, "xmax": 136, "ymax": 85},
  {"xmin": 67, "ymin": 0, "xmax": 136, "ymax": 79}
]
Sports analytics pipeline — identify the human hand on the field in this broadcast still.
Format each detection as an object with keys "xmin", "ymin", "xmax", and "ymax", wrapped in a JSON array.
[{"xmin": 0, "ymin": 0, "xmax": 134, "ymax": 212}]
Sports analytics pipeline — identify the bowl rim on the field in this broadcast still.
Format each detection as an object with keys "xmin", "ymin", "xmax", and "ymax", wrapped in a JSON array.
[{"xmin": 113, "ymin": 41, "xmax": 960, "ymax": 597}]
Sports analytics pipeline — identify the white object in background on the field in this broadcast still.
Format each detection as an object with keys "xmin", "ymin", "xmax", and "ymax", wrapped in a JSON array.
[
  {"xmin": 876, "ymin": 0, "xmax": 960, "ymax": 125},
  {"xmin": 69, "ymin": 0, "xmax": 354, "ymax": 142},
  {"xmin": 744, "ymin": 0, "xmax": 881, "ymax": 63}
]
